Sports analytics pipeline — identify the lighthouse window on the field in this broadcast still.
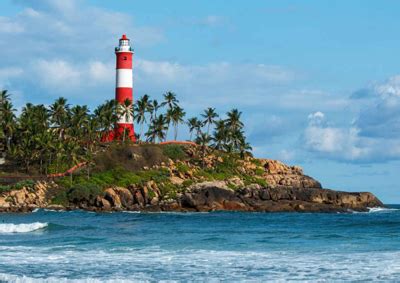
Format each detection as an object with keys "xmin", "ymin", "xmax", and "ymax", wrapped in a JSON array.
[{"xmin": 123, "ymin": 56, "xmax": 127, "ymax": 60}]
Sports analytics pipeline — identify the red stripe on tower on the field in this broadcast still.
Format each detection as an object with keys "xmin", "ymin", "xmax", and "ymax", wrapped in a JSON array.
[{"xmin": 114, "ymin": 34, "xmax": 135, "ymax": 141}]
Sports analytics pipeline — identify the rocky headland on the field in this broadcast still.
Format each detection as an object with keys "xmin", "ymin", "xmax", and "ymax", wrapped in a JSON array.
[{"xmin": 0, "ymin": 144, "xmax": 383, "ymax": 213}]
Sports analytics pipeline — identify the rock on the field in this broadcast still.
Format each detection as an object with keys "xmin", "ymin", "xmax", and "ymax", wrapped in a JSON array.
[
  {"xmin": 104, "ymin": 188, "xmax": 122, "ymax": 208},
  {"xmin": 134, "ymin": 190, "xmax": 145, "ymax": 207},
  {"xmin": 46, "ymin": 204, "xmax": 66, "ymax": 211},
  {"xmin": 95, "ymin": 196, "xmax": 111, "ymax": 210},
  {"xmin": 114, "ymin": 187, "xmax": 134, "ymax": 207},
  {"xmin": 170, "ymin": 176, "xmax": 184, "ymax": 185}
]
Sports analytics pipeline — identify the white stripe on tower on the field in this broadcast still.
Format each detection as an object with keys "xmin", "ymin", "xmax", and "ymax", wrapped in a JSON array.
[{"xmin": 116, "ymin": 69, "xmax": 133, "ymax": 88}]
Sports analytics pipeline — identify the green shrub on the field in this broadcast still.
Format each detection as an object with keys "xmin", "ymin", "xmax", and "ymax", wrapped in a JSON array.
[
  {"xmin": 163, "ymin": 145, "xmax": 186, "ymax": 160},
  {"xmin": 159, "ymin": 182, "xmax": 180, "ymax": 199},
  {"xmin": 67, "ymin": 184, "xmax": 104, "ymax": 204},
  {"xmin": 255, "ymin": 168, "xmax": 265, "ymax": 176},
  {"xmin": 13, "ymin": 179, "xmax": 35, "ymax": 190},
  {"xmin": 137, "ymin": 168, "xmax": 170, "ymax": 184},
  {"xmin": 0, "ymin": 185, "xmax": 12, "ymax": 194},
  {"xmin": 176, "ymin": 162, "xmax": 190, "ymax": 174},
  {"xmin": 51, "ymin": 189, "xmax": 69, "ymax": 206},
  {"xmin": 243, "ymin": 176, "xmax": 268, "ymax": 187}
]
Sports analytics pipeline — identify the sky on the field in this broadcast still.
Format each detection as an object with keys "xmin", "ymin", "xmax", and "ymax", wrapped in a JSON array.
[{"xmin": 0, "ymin": 0, "xmax": 399, "ymax": 202}]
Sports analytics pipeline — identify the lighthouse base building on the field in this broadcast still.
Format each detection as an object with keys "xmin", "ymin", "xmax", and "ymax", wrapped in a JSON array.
[{"xmin": 104, "ymin": 34, "xmax": 135, "ymax": 142}]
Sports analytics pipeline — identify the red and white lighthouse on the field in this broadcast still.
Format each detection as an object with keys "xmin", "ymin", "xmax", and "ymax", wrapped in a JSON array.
[{"xmin": 114, "ymin": 34, "xmax": 135, "ymax": 141}]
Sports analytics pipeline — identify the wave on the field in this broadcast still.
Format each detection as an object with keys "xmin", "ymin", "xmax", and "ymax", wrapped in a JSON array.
[
  {"xmin": 0, "ymin": 273, "xmax": 136, "ymax": 283},
  {"xmin": 367, "ymin": 207, "xmax": 400, "ymax": 213},
  {"xmin": 0, "ymin": 222, "xmax": 48, "ymax": 233}
]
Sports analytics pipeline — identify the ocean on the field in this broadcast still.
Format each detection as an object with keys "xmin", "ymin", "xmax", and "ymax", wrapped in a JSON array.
[{"xmin": 0, "ymin": 206, "xmax": 399, "ymax": 282}]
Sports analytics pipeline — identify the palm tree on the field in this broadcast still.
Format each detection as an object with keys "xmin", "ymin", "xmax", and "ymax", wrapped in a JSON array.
[
  {"xmin": 187, "ymin": 117, "xmax": 201, "ymax": 141},
  {"xmin": 49, "ymin": 97, "xmax": 70, "ymax": 140},
  {"xmin": 148, "ymin": 99, "xmax": 160, "ymax": 122},
  {"xmin": 225, "ymin": 109, "xmax": 244, "ymax": 132},
  {"xmin": 201, "ymin": 107, "xmax": 219, "ymax": 135},
  {"xmin": 238, "ymin": 138, "xmax": 253, "ymax": 158},
  {"xmin": 133, "ymin": 95, "xmax": 150, "ymax": 141},
  {"xmin": 161, "ymin": 91, "xmax": 179, "ymax": 110},
  {"xmin": 118, "ymin": 98, "xmax": 133, "ymax": 141},
  {"xmin": 94, "ymin": 99, "xmax": 118, "ymax": 138},
  {"xmin": 70, "ymin": 105, "xmax": 89, "ymax": 138},
  {"xmin": 195, "ymin": 132, "xmax": 212, "ymax": 168},
  {"xmin": 212, "ymin": 120, "xmax": 228, "ymax": 150},
  {"xmin": 146, "ymin": 114, "xmax": 168, "ymax": 142},
  {"xmin": 0, "ymin": 99, "xmax": 16, "ymax": 150},
  {"xmin": 170, "ymin": 106, "xmax": 186, "ymax": 140}
]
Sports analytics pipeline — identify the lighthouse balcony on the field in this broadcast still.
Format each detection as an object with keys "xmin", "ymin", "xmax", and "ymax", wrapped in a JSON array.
[{"xmin": 115, "ymin": 47, "xmax": 133, "ymax": 52}]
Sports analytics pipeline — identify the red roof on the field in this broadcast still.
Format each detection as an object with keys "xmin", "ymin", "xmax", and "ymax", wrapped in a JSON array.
[{"xmin": 120, "ymin": 34, "xmax": 128, "ymax": 40}]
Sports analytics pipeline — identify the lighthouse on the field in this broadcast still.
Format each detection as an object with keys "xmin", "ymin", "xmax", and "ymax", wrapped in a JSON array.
[{"xmin": 114, "ymin": 34, "xmax": 135, "ymax": 141}]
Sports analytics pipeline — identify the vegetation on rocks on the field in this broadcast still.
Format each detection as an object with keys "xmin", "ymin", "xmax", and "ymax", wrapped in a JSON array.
[{"xmin": 1, "ymin": 89, "xmax": 251, "ymax": 175}]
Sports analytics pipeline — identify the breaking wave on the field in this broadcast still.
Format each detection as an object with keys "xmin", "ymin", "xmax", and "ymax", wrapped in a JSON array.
[
  {"xmin": 0, "ymin": 222, "xmax": 48, "ymax": 233},
  {"xmin": 367, "ymin": 207, "xmax": 400, "ymax": 213}
]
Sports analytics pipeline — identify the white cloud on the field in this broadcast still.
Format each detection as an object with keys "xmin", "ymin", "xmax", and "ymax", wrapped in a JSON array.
[
  {"xmin": 34, "ymin": 59, "xmax": 81, "ymax": 89},
  {"xmin": 0, "ymin": 67, "xmax": 24, "ymax": 88},
  {"xmin": 308, "ymin": 111, "xmax": 325, "ymax": 126},
  {"xmin": 0, "ymin": 16, "xmax": 24, "ymax": 33},
  {"xmin": 303, "ymin": 110, "xmax": 400, "ymax": 163}
]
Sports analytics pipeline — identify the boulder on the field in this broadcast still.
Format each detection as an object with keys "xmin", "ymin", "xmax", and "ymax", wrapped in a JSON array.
[{"xmin": 104, "ymin": 188, "xmax": 122, "ymax": 208}]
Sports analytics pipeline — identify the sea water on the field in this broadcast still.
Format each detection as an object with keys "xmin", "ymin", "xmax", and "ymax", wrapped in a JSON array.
[{"xmin": 0, "ymin": 206, "xmax": 399, "ymax": 282}]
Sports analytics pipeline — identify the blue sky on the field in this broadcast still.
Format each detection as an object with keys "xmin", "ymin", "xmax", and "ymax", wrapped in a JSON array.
[{"xmin": 1, "ymin": 0, "xmax": 400, "ymax": 202}]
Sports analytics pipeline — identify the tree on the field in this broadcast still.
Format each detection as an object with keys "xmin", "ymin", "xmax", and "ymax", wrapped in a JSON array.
[
  {"xmin": 212, "ymin": 120, "xmax": 228, "ymax": 150},
  {"xmin": 201, "ymin": 107, "xmax": 219, "ymax": 135},
  {"xmin": 161, "ymin": 91, "xmax": 179, "ymax": 110},
  {"xmin": 225, "ymin": 109, "xmax": 244, "ymax": 132},
  {"xmin": 195, "ymin": 132, "xmax": 212, "ymax": 168},
  {"xmin": 170, "ymin": 106, "xmax": 186, "ymax": 140},
  {"xmin": 49, "ymin": 97, "xmax": 70, "ymax": 140},
  {"xmin": 0, "ymin": 99, "xmax": 16, "ymax": 150},
  {"xmin": 187, "ymin": 117, "xmax": 202, "ymax": 141},
  {"xmin": 133, "ymin": 94, "xmax": 150, "ymax": 141},
  {"xmin": 145, "ymin": 114, "xmax": 168, "ymax": 143},
  {"xmin": 238, "ymin": 138, "xmax": 253, "ymax": 159},
  {"xmin": 94, "ymin": 99, "xmax": 118, "ymax": 138},
  {"xmin": 148, "ymin": 99, "xmax": 160, "ymax": 122},
  {"xmin": 118, "ymin": 98, "xmax": 133, "ymax": 141}
]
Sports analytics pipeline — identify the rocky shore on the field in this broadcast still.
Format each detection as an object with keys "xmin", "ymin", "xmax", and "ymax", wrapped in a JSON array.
[{"xmin": 0, "ymin": 158, "xmax": 383, "ymax": 213}]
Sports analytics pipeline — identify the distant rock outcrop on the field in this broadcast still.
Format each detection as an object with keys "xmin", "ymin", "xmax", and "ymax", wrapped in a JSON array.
[{"xmin": 0, "ymin": 156, "xmax": 384, "ymax": 213}]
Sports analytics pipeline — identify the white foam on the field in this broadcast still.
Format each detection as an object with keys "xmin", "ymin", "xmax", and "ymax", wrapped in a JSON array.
[
  {"xmin": 0, "ymin": 222, "xmax": 48, "ymax": 233},
  {"xmin": 1, "ymin": 246, "xmax": 400, "ymax": 281},
  {"xmin": 0, "ymin": 273, "xmax": 136, "ymax": 283},
  {"xmin": 367, "ymin": 207, "xmax": 399, "ymax": 213}
]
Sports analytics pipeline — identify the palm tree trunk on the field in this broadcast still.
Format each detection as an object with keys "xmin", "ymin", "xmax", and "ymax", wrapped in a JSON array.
[
  {"xmin": 140, "ymin": 122, "xmax": 144, "ymax": 142},
  {"xmin": 174, "ymin": 123, "xmax": 178, "ymax": 141}
]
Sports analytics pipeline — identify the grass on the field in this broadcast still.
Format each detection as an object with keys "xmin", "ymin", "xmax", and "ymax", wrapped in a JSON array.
[
  {"xmin": 0, "ymin": 179, "xmax": 36, "ymax": 195},
  {"xmin": 162, "ymin": 144, "xmax": 187, "ymax": 160}
]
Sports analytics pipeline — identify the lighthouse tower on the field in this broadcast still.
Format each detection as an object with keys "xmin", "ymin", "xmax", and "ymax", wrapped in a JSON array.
[{"xmin": 114, "ymin": 34, "xmax": 135, "ymax": 141}]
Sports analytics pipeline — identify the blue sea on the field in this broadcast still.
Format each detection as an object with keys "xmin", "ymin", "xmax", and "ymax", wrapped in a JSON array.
[{"xmin": 0, "ymin": 206, "xmax": 399, "ymax": 282}]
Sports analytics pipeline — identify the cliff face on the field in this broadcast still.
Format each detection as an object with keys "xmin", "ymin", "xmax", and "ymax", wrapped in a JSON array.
[{"xmin": 0, "ymin": 158, "xmax": 383, "ymax": 213}]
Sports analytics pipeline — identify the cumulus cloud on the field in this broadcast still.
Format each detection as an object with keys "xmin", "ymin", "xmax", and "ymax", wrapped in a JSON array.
[
  {"xmin": 354, "ymin": 76, "xmax": 400, "ymax": 139},
  {"xmin": 303, "ymin": 109, "xmax": 400, "ymax": 163}
]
